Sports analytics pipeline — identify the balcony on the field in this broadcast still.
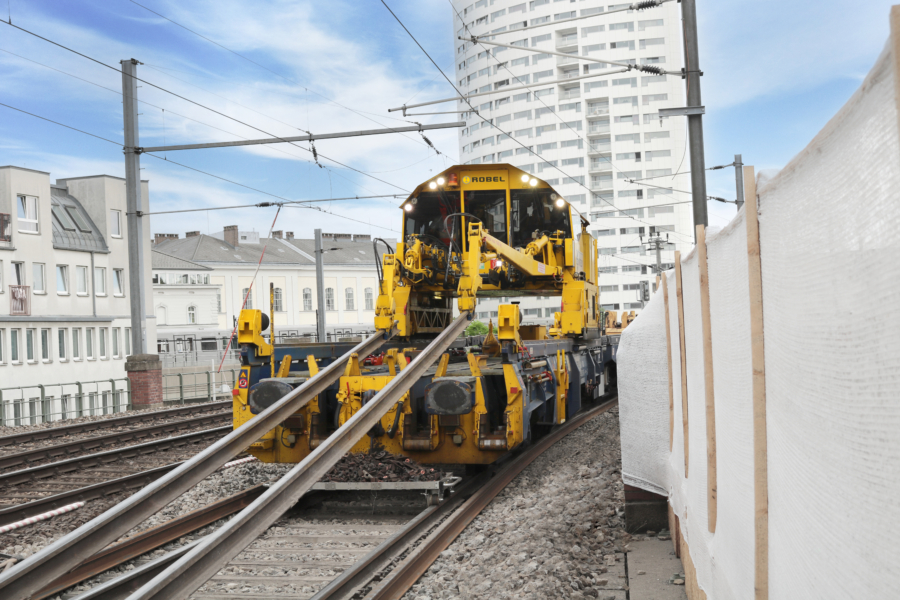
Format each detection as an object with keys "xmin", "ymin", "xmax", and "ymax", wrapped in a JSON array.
[
  {"xmin": 0, "ymin": 213, "xmax": 10, "ymax": 249},
  {"xmin": 587, "ymin": 107, "xmax": 609, "ymax": 117},
  {"xmin": 588, "ymin": 125, "xmax": 610, "ymax": 136},
  {"xmin": 560, "ymin": 90, "xmax": 581, "ymax": 100},
  {"xmin": 556, "ymin": 35, "xmax": 578, "ymax": 48},
  {"xmin": 10, "ymin": 285, "xmax": 30, "ymax": 316},
  {"xmin": 590, "ymin": 159, "xmax": 612, "ymax": 172},
  {"xmin": 556, "ymin": 55, "xmax": 579, "ymax": 66}
]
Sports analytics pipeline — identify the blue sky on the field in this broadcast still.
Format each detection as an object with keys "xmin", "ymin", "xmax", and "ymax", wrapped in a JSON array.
[{"xmin": 0, "ymin": 0, "xmax": 895, "ymax": 237}]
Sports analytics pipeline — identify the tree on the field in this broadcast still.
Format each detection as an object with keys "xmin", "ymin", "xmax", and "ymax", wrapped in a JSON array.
[{"xmin": 463, "ymin": 320, "xmax": 490, "ymax": 336}]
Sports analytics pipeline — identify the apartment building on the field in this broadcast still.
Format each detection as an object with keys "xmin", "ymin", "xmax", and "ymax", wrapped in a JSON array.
[
  {"xmin": 451, "ymin": 0, "xmax": 694, "ymax": 322},
  {"xmin": 0, "ymin": 166, "xmax": 154, "ymax": 390},
  {"xmin": 151, "ymin": 229, "xmax": 391, "ymax": 340}
]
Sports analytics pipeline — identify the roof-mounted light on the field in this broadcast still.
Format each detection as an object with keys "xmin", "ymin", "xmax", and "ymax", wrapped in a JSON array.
[
  {"xmin": 429, "ymin": 181, "xmax": 437, "ymax": 190},
  {"xmin": 404, "ymin": 203, "xmax": 414, "ymax": 211},
  {"xmin": 521, "ymin": 174, "xmax": 530, "ymax": 182},
  {"xmin": 437, "ymin": 177, "xmax": 445, "ymax": 185},
  {"xmin": 529, "ymin": 178, "xmax": 538, "ymax": 187}
]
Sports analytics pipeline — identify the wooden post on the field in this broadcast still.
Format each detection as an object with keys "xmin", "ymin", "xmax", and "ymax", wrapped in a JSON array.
[
  {"xmin": 696, "ymin": 224, "xmax": 717, "ymax": 533},
  {"xmin": 744, "ymin": 165, "xmax": 768, "ymax": 600},
  {"xmin": 674, "ymin": 251, "xmax": 689, "ymax": 476},
  {"xmin": 662, "ymin": 272, "xmax": 675, "ymax": 451},
  {"xmin": 891, "ymin": 6, "xmax": 900, "ymax": 144}
]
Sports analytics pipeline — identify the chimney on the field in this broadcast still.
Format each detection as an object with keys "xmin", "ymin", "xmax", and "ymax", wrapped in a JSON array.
[
  {"xmin": 353, "ymin": 234, "xmax": 371, "ymax": 242},
  {"xmin": 286, "ymin": 232, "xmax": 294, "ymax": 240},
  {"xmin": 185, "ymin": 231, "xmax": 200, "ymax": 238},
  {"xmin": 272, "ymin": 230, "xmax": 283, "ymax": 239},
  {"xmin": 153, "ymin": 233, "xmax": 178, "ymax": 245},
  {"xmin": 224, "ymin": 225, "xmax": 239, "ymax": 247},
  {"xmin": 330, "ymin": 233, "xmax": 352, "ymax": 240}
]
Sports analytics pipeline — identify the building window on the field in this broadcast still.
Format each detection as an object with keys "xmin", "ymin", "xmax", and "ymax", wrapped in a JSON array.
[
  {"xmin": 113, "ymin": 269, "xmax": 125, "ymax": 296},
  {"xmin": 58, "ymin": 328, "xmax": 67, "ymax": 361},
  {"xmin": 86, "ymin": 328, "xmax": 95, "ymax": 360},
  {"xmin": 33, "ymin": 263, "xmax": 46, "ymax": 293},
  {"xmin": 156, "ymin": 305, "xmax": 167, "ymax": 325},
  {"xmin": 110, "ymin": 210, "xmax": 122, "ymax": 237},
  {"xmin": 26, "ymin": 328, "xmax": 35, "ymax": 362},
  {"xmin": 365, "ymin": 288, "xmax": 374, "ymax": 311},
  {"xmin": 325, "ymin": 288, "xmax": 335, "ymax": 311},
  {"xmin": 187, "ymin": 305, "xmax": 197, "ymax": 324},
  {"xmin": 94, "ymin": 267, "xmax": 106, "ymax": 295},
  {"xmin": 113, "ymin": 328, "xmax": 120, "ymax": 358},
  {"xmin": 99, "ymin": 328, "xmax": 108, "ymax": 359},
  {"xmin": 10, "ymin": 329, "xmax": 20, "ymax": 363},
  {"xmin": 17, "ymin": 195, "xmax": 38, "ymax": 233},
  {"xmin": 274, "ymin": 288, "xmax": 284, "ymax": 312},
  {"xmin": 76, "ymin": 266, "xmax": 88, "ymax": 295},
  {"xmin": 125, "ymin": 328, "xmax": 131, "ymax": 357},
  {"xmin": 241, "ymin": 288, "xmax": 253, "ymax": 310},
  {"xmin": 0, "ymin": 329, "xmax": 4, "ymax": 364},
  {"xmin": 72, "ymin": 328, "xmax": 81, "ymax": 360},
  {"xmin": 216, "ymin": 289, "xmax": 222, "ymax": 313},
  {"xmin": 345, "ymin": 287, "xmax": 355, "ymax": 311},
  {"xmin": 53, "ymin": 264, "xmax": 70, "ymax": 295},
  {"xmin": 302, "ymin": 287, "xmax": 313, "ymax": 312}
]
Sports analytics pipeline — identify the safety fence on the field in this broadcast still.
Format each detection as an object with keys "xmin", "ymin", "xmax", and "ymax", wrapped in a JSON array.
[
  {"xmin": 0, "ymin": 379, "xmax": 131, "ymax": 427},
  {"xmin": 616, "ymin": 35, "xmax": 900, "ymax": 600},
  {"xmin": 161, "ymin": 369, "xmax": 239, "ymax": 404}
]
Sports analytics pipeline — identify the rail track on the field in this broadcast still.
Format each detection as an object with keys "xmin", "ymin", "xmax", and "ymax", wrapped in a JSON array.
[
  {"xmin": 23, "ymin": 395, "xmax": 617, "ymax": 600},
  {"xmin": 0, "ymin": 318, "xmax": 612, "ymax": 600}
]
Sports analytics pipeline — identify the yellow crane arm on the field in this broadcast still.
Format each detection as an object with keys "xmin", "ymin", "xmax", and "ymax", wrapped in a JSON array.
[{"xmin": 480, "ymin": 230, "xmax": 561, "ymax": 278}]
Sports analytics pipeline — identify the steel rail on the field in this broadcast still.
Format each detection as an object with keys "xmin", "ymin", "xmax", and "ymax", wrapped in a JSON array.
[
  {"xmin": 366, "ymin": 395, "xmax": 618, "ymax": 599},
  {"xmin": 0, "ymin": 401, "xmax": 231, "ymax": 448},
  {"xmin": 0, "ymin": 328, "xmax": 394, "ymax": 600},
  {"xmin": 126, "ymin": 313, "xmax": 470, "ymax": 600},
  {"xmin": 0, "ymin": 426, "xmax": 231, "ymax": 486},
  {"xmin": 0, "ymin": 463, "xmax": 180, "ymax": 526},
  {"xmin": 0, "ymin": 411, "xmax": 231, "ymax": 470},
  {"xmin": 311, "ymin": 473, "xmax": 490, "ymax": 600},
  {"xmin": 32, "ymin": 485, "xmax": 267, "ymax": 600}
]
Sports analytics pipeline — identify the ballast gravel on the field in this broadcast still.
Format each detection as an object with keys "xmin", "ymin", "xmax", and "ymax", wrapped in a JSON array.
[{"xmin": 403, "ymin": 407, "xmax": 628, "ymax": 600}]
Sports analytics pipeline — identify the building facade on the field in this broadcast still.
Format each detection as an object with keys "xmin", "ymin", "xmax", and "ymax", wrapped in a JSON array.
[
  {"xmin": 0, "ymin": 166, "xmax": 155, "ymax": 400},
  {"xmin": 151, "ymin": 229, "xmax": 391, "ymax": 348},
  {"xmin": 451, "ymin": 0, "xmax": 694, "ymax": 320}
]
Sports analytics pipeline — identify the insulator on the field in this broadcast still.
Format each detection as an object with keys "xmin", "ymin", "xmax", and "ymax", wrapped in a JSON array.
[
  {"xmin": 640, "ymin": 65, "xmax": 664, "ymax": 75},
  {"xmin": 635, "ymin": 0, "xmax": 659, "ymax": 10}
]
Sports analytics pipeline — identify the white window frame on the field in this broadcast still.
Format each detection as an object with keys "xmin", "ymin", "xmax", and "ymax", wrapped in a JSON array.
[
  {"xmin": 10, "ymin": 329, "xmax": 20, "ymax": 364},
  {"xmin": 274, "ymin": 288, "xmax": 284, "ymax": 312},
  {"xmin": 99, "ymin": 327, "xmax": 108, "ymax": 359},
  {"xmin": 112, "ymin": 327, "xmax": 120, "ymax": 358},
  {"xmin": 187, "ymin": 305, "xmax": 197, "ymax": 324},
  {"xmin": 17, "ymin": 195, "xmax": 39, "ymax": 234},
  {"xmin": 125, "ymin": 328, "xmax": 131, "ymax": 357},
  {"xmin": 94, "ymin": 267, "xmax": 106, "ymax": 296},
  {"xmin": 110, "ymin": 209, "xmax": 122, "ymax": 238},
  {"xmin": 33, "ymin": 263, "xmax": 46, "ymax": 294},
  {"xmin": 0, "ymin": 328, "xmax": 4, "ymax": 365},
  {"xmin": 241, "ymin": 288, "xmax": 253, "ymax": 310},
  {"xmin": 76, "ymin": 266, "xmax": 89, "ymax": 296},
  {"xmin": 26, "ymin": 328, "xmax": 36, "ymax": 363},
  {"xmin": 12, "ymin": 261, "xmax": 25, "ymax": 286},
  {"xmin": 325, "ymin": 288, "xmax": 335, "ymax": 311},
  {"xmin": 302, "ymin": 288, "xmax": 312, "ymax": 312},
  {"xmin": 41, "ymin": 328, "xmax": 51, "ymax": 362},
  {"xmin": 72, "ymin": 328, "xmax": 81, "ymax": 361},
  {"xmin": 56, "ymin": 264, "xmax": 69, "ymax": 295},
  {"xmin": 364, "ymin": 288, "xmax": 374, "ymax": 311},
  {"xmin": 345, "ymin": 287, "xmax": 354, "ymax": 311},
  {"xmin": 58, "ymin": 327, "xmax": 67, "ymax": 361},
  {"xmin": 86, "ymin": 328, "xmax": 95, "ymax": 360},
  {"xmin": 113, "ymin": 269, "xmax": 125, "ymax": 297}
]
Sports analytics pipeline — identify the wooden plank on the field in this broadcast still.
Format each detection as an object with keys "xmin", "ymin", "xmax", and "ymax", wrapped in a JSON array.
[
  {"xmin": 891, "ymin": 6, "xmax": 900, "ymax": 145},
  {"xmin": 674, "ymin": 250, "xmax": 689, "ymax": 476},
  {"xmin": 662, "ymin": 272, "xmax": 675, "ymax": 451},
  {"xmin": 679, "ymin": 530, "xmax": 709, "ymax": 600},
  {"xmin": 744, "ymin": 165, "xmax": 768, "ymax": 600},
  {"xmin": 696, "ymin": 225, "xmax": 717, "ymax": 533}
]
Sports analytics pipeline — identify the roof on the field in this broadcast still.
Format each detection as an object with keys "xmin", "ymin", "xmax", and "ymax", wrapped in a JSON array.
[
  {"xmin": 284, "ymin": 237, "xmax": 395, "ymax": 266},
  {"xmin": 151, "ymin": 249, "xmax": 212, "ymax": 270},
  {"xmin": 49, "ymin": 187, "xmax": 109, "ymax": 253},
  {"xmin": 153, "ymin": 234, "xmax": 311, "ymax": 265},
  {"xmin": 152, "ymin": 234, "xmax": 395, "ymax": 267}
]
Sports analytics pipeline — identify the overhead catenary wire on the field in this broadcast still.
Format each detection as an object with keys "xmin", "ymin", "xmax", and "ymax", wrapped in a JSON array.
[
  {"xmin": 0, "ymin": 20, "xmax": 413, "ymax": 194},
  {"xmin": 441, "ymin": 0, "xmax": 696, "ymax": 244},
  {"xmin": 0, "ymin": 101, "xmax": 400, "ymax": 232},
  {"xmin": 127, "ymin": 0, "xmax": 451, "ymax": 154},
  {"xmin": 136, "ymin": 194, "xmax": 404, "ymax": 216}
]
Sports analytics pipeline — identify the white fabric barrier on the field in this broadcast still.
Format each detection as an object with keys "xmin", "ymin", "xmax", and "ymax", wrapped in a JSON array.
[{"xmin": 618, "ymin": 40, "xmax": 900, "ymax": 600}]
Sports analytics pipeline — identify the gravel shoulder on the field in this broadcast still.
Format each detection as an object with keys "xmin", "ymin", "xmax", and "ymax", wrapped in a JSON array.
[{"xmin": 403, "ymin": 407, "xmax": 628, "ymax": 600}]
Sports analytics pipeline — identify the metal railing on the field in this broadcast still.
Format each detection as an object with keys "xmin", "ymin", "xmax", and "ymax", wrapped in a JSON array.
[
  {"xmin": 160, "ymin": 348, "xmax": 240, "ymax": 369},
  {"xmin": 162, "ymin": 369, "xmax": 239, "ymax": 404},
  {"xmin": 0, "ymin": 378, "xmax": 130, "ymax": 427},
  {"xmin": 0, "ymin": 213, "xmax": 10, "ymax": 249},
  {"xmin": 556, "ymin": 36, "xmax": 577, "ymax": 47},
  {"xmin": 588, "ymin": 125, "xmax": 610, "ymax": 135},
  {"xmin": 9, "ymin": 285, "xmax": 29, "ymax": 316},
  {"xmin": 560, "ymin": 90, "xmax": 581, "ymax": 100},
  {"xmin": 587, "ymin": 107, "xmax": 609, "ymax": 116}
]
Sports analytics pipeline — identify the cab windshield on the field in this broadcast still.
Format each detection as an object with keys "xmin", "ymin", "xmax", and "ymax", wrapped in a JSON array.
[
  {"xmin": 403, "ymin": 191, "xmax": 462, "ymax": 249},
  {"xmin": 510, "ymin": 189, "xmax": 571, "ymax": 248}
]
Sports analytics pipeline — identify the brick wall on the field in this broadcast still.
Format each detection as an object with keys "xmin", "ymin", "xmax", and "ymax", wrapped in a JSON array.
[{"xmin": 125, "ymin": 354, "xmax": 163, "ymax": 408}]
